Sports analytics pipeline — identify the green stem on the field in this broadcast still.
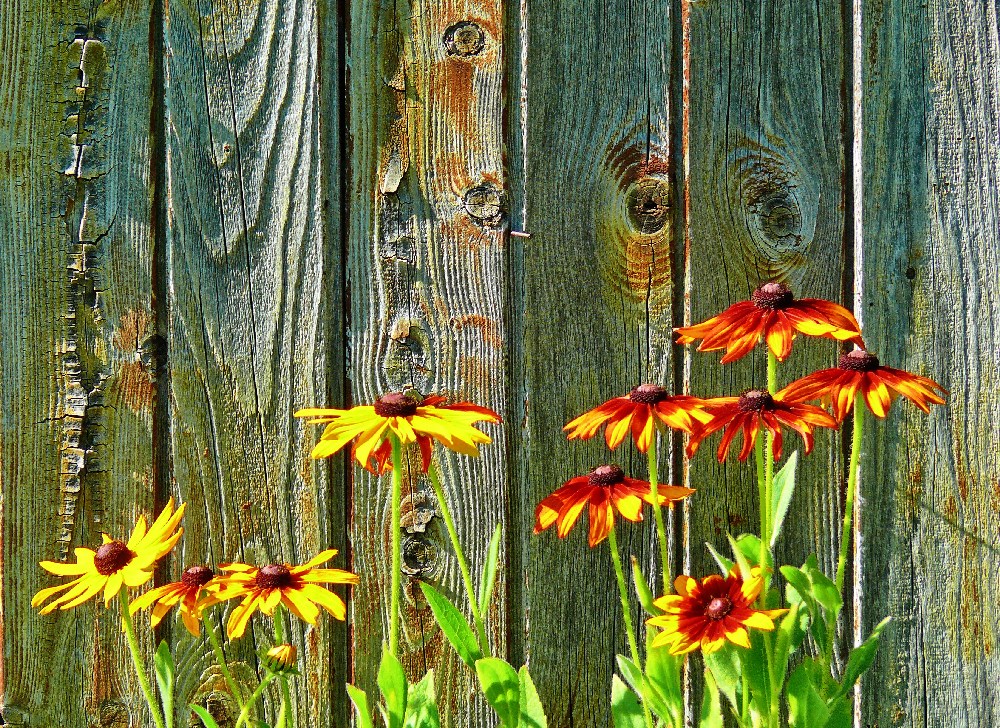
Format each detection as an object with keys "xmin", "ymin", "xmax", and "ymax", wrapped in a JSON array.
[
  {"xmin": 836, "ymin": 396, "xmax": 865, "ymax": 594},
  {"xmin": 427, "ymin": 463, "xmax": 492, "ymax": 656},
  {"xmin": 234, "ymin": 675, "xmax": 276, "ymax": 728},
  {"xmin": 118, "ymin": 589, "xmax": 167, "ymax": 728},
  {"xmin": 389, "ymin": 433, "xmax": 404, "ymax": 658},
  {"xmin": 205, "ymin": 608, "xmax": 246, "ymax": 709},
  {"xmin": 755, "ymin": 434, "xmax": 767, "ymax": 571},
  {"xmin": 273, "ymin": 607, "xmax": 294, "ymax": 728},
  {"xmin": 763, "ymin": 350, "xmax": 778, "ymax": 566},
  {"xmin": 647, "ymin": 444, "xmax": 671, "ymax": 594}
]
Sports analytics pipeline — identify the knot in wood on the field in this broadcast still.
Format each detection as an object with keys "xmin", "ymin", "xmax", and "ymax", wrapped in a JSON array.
[
  {"xmin": 444, "ymin": 21, "xmax": 486, "ymax": 57},
  {"xmin": 463, "ymin": 184, "xmax": 505, "ymax": 229},
  {"xmin": 839, "ymin": 349, "xmax": 880, "ymax": 372},
  {"xmin": 401, "ymin": 534, "xmax": 437, "ymax": 576},
  {"xmin": 626, "ymin": 177, "xmax": 670, "ymax": 234},
  {"xmin": 138, "ymin": 333, "xmax": 168, "ymax": 373},
  {"xmin": 589, "ymin": 464, "xmax": 626, "ymax": 487},
  {"xmin": 94, "ymin": 540, "xmax": 136, "ymax": 575}
]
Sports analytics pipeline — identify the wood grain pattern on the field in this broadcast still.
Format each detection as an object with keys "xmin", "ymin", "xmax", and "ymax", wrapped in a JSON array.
[
  {"xmin": 859, "ymin": 0, "xmax": 1000, "ymax": 722},
  {"xmin": 514, "ymin": 1, "xmax": 677, "ymax": 724},
  {"xmin": 161, "ymin": 0, "xmax": 344, "ymax": 724},
  {"xmin": 343, "ymin": 0, "xmax": 509, "ymax": 723}
]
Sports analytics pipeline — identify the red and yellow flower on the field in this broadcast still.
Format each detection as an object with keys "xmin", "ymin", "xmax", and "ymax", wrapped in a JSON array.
[
  {"xmin": 779, "ymin": 349, "xmax": 946, "ymax": 421},
  {"xmin": 296, "ymin": 391, "xmax": 501, "ymax": 474},
  {"xmin": 674, "ymin": 282, "xmax": 864, "ymax": 363},
  {"xmin": 534, "ymin": 465, "xmax": 694, "ymax": 547},
  {"xmin": 129, "ymin": 565, "xmax": 224, "ymax": 636},
  {"xmin": 648, "ymin": 568, "xmax": 788, "ymax": 655},
  {"xmin": 687, "ymin": 389, "xmax": 838, "ymax": 462},
  {"xmin": 563, "ymin": 384, "xmax": 712, "ymax": 452}
]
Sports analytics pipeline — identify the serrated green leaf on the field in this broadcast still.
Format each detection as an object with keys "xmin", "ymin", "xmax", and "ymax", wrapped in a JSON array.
[
  {"xmin": 378, "ymin": 645, "xmax": 408, "ymax": 728},
  {"xmin": 706, "ymin": 541, "xmax": 735, "ymax": 576},
  {"xmin": 518, "ymin": 666, "xmax": 547, "ymax": 728},
  {"xmin": 837, "ymin": 617, "xmax": 891, "ymax": 698},
  {"xmin": 189, "ymin": 705, "xmax": 221, "ymax": 728},
  {"xmin": 404, "ymin": 670, "xmax": 440, "ymax": 728},
  {"xmin": 631, "ymin": 556, "xmax": 660, "ymax": 615},
  {"xmin": 419, "ymin": 582, "xmax": 484, "ymax": 669},
  {"xmin": 479, "ymin": 523, "xmax": 503, "ymax": 615},
  {"xmin": 699, "ymin": 667, "xmax": 725, "ymax": 728},
  {"xmin": 610, "ymin": 675, "xmax": 645, "ymax": 728},
  {"xmin": 154, "ymin": 640, "xmax": 175, "ymax": 727},
  {"xmin": 346, "ymin": 684, "xmax": 374, "ymax": 728},
  {"xmin": 476, "ymin": 657, "xmax": 520, "ymax": 727},
  {"xmin": 770, "ymin": 451, "xmax": 798, "ymax": 547},
  {"xmin": 787, "ymin": 662, "xmax": 831, "ymax": 727}
]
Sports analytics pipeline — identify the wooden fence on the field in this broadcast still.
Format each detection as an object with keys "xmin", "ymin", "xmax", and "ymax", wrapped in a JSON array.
[{"xmin": 1, "ymin": 0, "xmax": 997, "ymax": 725}]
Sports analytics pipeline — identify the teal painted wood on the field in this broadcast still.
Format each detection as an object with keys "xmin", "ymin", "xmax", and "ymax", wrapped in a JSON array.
[
  {"xmin": 859, "ymin": 0, "xmax": 1000, "ymax": 722},
  {"xmin": 0, "ymin": 0, "xmax": 158, "ymax": 724},
  {"xmin": 514, "ymin": 0, "xmax": 678, "ymax": 724}
]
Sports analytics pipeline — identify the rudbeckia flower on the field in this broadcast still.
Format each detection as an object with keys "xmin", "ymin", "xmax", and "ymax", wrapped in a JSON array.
[
  {"xmin": 563, "ymin": 384, "xmax": 712, "ymax": 452},
  {"xmin": 533, "ymin": 465, "xmax": 694, "ymax": 547},
  {"xmin": 779, "ymin": 348, "xmax": 946, "ymax": 422},
  {"xmin": 674, "ymin": 282, "xmax": 864, "ymax": 363},
  {"xmin": 33, "ymin": 499, "xmax": 186, "ymax": 614},
  {"xmin": 296, "ymin": 391, "xmax": 501, "ymax": 474},
  {"xmin": 129, "ymin": 565, "xmax": 223, "ymax": 636},
  {"xmin": 212, "ymin": 549, "xmax": 359, "ymax": 639},
  {"xmin": 648, "ymin": 568, "xmax": 788, "ymax": 655},
  {"xmin": 687, "ymin": 389, "xmax": 838, "ymax": 461},
  {"xmin": 263, "ymin": 644, "xmax": 299, "ymax": 675}
]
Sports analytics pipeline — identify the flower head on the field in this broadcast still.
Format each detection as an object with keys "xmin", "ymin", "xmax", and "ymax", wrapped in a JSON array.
[
  {"xmin": 648, "ymin": 568, "xmax": 788, "ymax": 655},
  {"xmin": 296, "ymin": 391, "xmax": 501, "ymax": 474},
  {"xmin": 263, "ymin": 644, "xmax": 299, "ymax": 675},
  {"xmin": 674, "ymin": 282, "xmax": 864, "ymax": 363},
  {"xmin": 687, "ymin": 389, "xmax": 838, "ymax": 461},
  {"xmin": 563, "ymin": 384, "xmax": 712, "ymax": 452},
  {"xmin": 212, "ymin": 549, "xmax": 359, "ymax": 639},
  {"xmin": 779, "ymin": 349, "xmax": 946, "ymax": 422},
  {"xmin": 33, "ymin": 499, "xmax": 185, "ymax": 614},
  {"xmin": 534, "ymin": 465, "xmax": 694, "ymax": 547},
  {"xmin": 129, "ymin": 565, "xmax": 224, "ymax": 636}
]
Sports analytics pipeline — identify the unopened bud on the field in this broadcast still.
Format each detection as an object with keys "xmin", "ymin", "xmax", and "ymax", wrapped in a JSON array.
[{"xmin": 263, "ymin": 643, "xmax": 298, "ymax": 675}]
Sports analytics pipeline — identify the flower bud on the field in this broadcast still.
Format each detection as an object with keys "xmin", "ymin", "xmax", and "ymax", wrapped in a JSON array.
[{"xmin": 263, "ymin": 643, "xmax": 299, "ymax": 675}]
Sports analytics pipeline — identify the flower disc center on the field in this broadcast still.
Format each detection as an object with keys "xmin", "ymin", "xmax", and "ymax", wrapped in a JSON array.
[
  {"xmin": 705, "ymin": 596, "xmax": 733, "ymax": 621},
  {"xmin": 751, "ymin": 282, "xmax": 794, "ymax": 310},
  {"xmin": 589, "ymin": 465, "xmax": 626, "ymax": 487},
  {"xmin": 256, "ymin": 564, "xmax": 294, "ymax": 590},
  {"xmin": 738, "ymin": 390, "xmax": 774, "ymax": 413},
  {"xmin": 630, "ymin": 384, "xmax": 669, "ymax": 405},
  {"xmin": 181, "ymin": 565, "xmax": 215, "ymax": 587},
  {"xmin": 94, "ymin": 540, "xmax": 137, "ymax": 576},
  {"xmin": 373, "ymin": 392, "xmax": 420, "ymax": 417},
  {"xmin": 839, "ymin": 349, "xmax": 880, "ymax": 372}
]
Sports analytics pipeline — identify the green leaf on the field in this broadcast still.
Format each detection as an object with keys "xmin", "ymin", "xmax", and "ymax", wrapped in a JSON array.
[
  {"xmin": 824, "ymin": 697, "xmax": 853, "ymax": 728},
  {"xmin": 644, "ymin": 635, "xmax": 683, "ymax": 722},
  {"xmin": 837, "ymin": 617, "xmax": 891, "ymax": 698},
  {"xmin": 378, "ymin": 645, "xmax": 408, "ymax": 728},
  {"xmin": 705, "ymin": 541, "xmax": 735, "ymax": 576},
  {"xmin": 419, "ymin": 582, "xmax": 484, "ymax": 669},
  {"xmin": 770, "ymin": 451, "xmax": 798, "ymax": 547},
  {"xmin": 346, "ymin": 684, "xmax": 374, "ymax": 728},
  {"xmin": 733, "ymin": 533, "xmax": 772, "ymax": 573},
  {"xmin": 479, "ymin": 523, "xmax": 503, "ymax": 615},
  {"xmin": 404, "ymin": 670, "xmax": 441, "ymax": 728},
  {"xmin": 518, "ymin": 666, "xmax": 547, "ymax": 728},
  {"xmin": 631, "ymin": 556, "xmax": 660, "ymax": 615},
  {"xmin": 727, "ymin": 533, "xmax": 754, "ymax": 580},
  {"xmin": 773, "ymin": 603, "xmax": 803, "ymax": 687},
  {"xmin": 476, "ymin": 657, "xmax": 521, "ymax": 727},
  {"xmin": 699, "ymin": 667, "xmax": 725, "ymax": 728},
  {"xmin": 189, "ymin": 706, "xmax": 221, "ymax": 728},
  {"xmin": 703, "ymin": 648, "xmax": 741, "ymax": 714},
  {"xmin": 610, "ymin": 675, "xmax": 645, "ymax": 728},
  {"xmin": 615, "ymin": 654, "xmax": 671, "ymax": 721},
  {"xmin": 787, "ymin": 662, "xmax": 831, "ymax": 727},
  {"xmin": 153, "ymin": 640, "xmax": 175, "ymax": 726},
  {"xmin": 802, "ymin": 555, "xmax": 842, "ymax": 617}
]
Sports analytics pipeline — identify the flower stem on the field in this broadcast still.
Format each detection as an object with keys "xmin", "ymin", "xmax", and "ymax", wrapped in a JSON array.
[
  {"xmin": 234, "ymin": 674, "xmax": 276, "ymax": 728},
  {"xmin": 205, "ymin": 609, "xmax": 246, "ymax": 710},
  {"xmin": 836, "ymin": 395, "xmax": 865, "ymax": 594},
  {"xmin": 389, "ymin": 433, "xmax": 404, "ymax": 658},
  {"xmin": 647, "ymin": 444, "xmax": 671, "ymax": 594},
  {"xmin": 427, "ymin": 463, "xmax": 491, "ymax": 656},
  {"xmin": 273, "ymin": 607, "xmax": 294, "ymax": 728},
  {"xmin": 763, "ymin": 350, "xmax": 778, "ymax": 561},
  {"xmin": 755, "ymin": 433, "xmax": 767, "ymax": 570},
  {"xmin": 118, "ymin": 589, "xmax": 167, "ymax": 728}
]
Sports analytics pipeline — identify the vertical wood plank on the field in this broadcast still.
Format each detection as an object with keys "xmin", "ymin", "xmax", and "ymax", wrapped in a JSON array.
[
  {"xmin": 344, "ymin": 0, "xmax": 508, "ymax": 724},
  {"xmin": 161, "ymin": 0, "xmax": 344, "ymax": 723},
  {"xmin": 859, "ymin": 0, "xmax": 1000, "ymax": 722},
  {"xmin": 515, "ymin": 1, "xmax": 676, "ymax": 723},
  {"xmin": 0, "ymin": 0, "xmax": 157, "ymax": 724},
  {"xmin": 683, "ymin": 0, "xmax": 850, "ymax": 583}
]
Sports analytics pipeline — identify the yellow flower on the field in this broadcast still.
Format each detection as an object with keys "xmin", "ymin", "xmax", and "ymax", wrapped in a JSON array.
[
  {"xmin": 263, "ymin": 644, "xmax": 298, "ymax": 675},
  {"xmin": 33, "ymin": 499, "xmax": 185, "ymax": 614},
  {"xmin": 212, "ymin": 549, "xmax": 359, "ymax": 639},
  {"xmin": 129, "ymin": 565, "xmax": 224, "ymax": 636},
  {"xmin": 296, "ymin": 391, "xmax": 501, "ymax": 473}
]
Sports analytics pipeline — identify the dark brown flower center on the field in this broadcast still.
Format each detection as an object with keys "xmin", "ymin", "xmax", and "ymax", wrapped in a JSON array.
[
  {"xmin": 589, "ymin": 464, "xmax": 626, "ymax": 487},
  {"xmin": 94, "ymin": 540, "xmax": 137, "ymax": 576},
  {"xmin": 738, "ymin": 389, "xmax": 774, "ymax": 412},
  {"xmin": 751, "ymin": 282, "xmax": 794, "ymax": 310},
  {"xmin": 839, "ymin": 349, "xmax": 880, "ymax": 372},
  {"xmin": 255, "ymin": 564, "xmax": 294, "ymax": 590},
  {"xmin": 705, "ymin": 596, "xmax": 733, "ymax": 621},
  {"xmin": 181, "ymin": 565, "xmax": 215, "ymax": 588},
  {"xmin": 629, "ymin": 384, "xmax": 669, "ymax": 404},
  {"xmin": 373, "ymin": 392, "xmax": 420, "ymax": 417}
]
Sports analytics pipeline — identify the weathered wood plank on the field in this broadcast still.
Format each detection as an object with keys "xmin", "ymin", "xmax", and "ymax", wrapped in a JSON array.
[
  {"xmin": 514, "ymin": 1, "xmax": 677, "ymax": 723},
  {"xmin": 344, "ymin": 0, "xmax": 509, "ymax": 724},
  {"xmin": 859, "ymin": 0, "xmax": 1000, "ymax": 722},
  {"xmin": 0, "ymin": 0, "xmax": 158, "ymax": 724},
  {"xmin": 161, "ymin": 0, "xmax": 344, "ymax": 723},
  {"xmin": 683, "ymin": 0, "xmax": 850, "ymax": 585}
]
